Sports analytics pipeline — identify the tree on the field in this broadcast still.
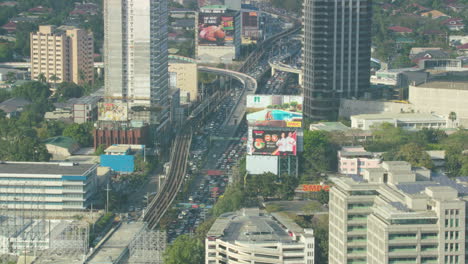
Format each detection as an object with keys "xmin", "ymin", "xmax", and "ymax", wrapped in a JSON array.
[
  {"xmin": 95, "ymin": 144, "xmax": 106, "ymax": 156},
  {"xmin": 163, "ymin": 235, "xmax": 204, "ymax": 264},
  {"xmin": 63, "ymin": 123, "xmax": 93, "ymax": 146},
  {"xmin": 276, "ymin": 175, "xmax": 298, "ymax": 200},
  {"xmin": 37, "ymin": 73, "xmax": 47, "ymax": 84},
  {"xmin": 302, "ymin": 130, "xmax": 338, "ymax": 176},
  {"xmin": 0, "ymin": 43, "xmax": 14, "ymax": 62},
  {"xmin": 449, "ymin": 111, "xmax": 457, "ymax": 127},
  {"xmin": 212, "ymin": 185, "xmax": 246, "ymax": 217},
  {"xmin": 391, "ymin": 54, "xmax": 414, "ymax": 69},
  {"xmin": 55, "ymin": 82, "xmax": 84, "ymax": 99},
  {"xmin": 49, "ymin": 74, "xmax": 60, "ymax": 90},
  {"xmin": 0, "ymin": 90, "xmax": 11, "ymax": 103},
  {"xmin": 367, "ymin": 123, "xmax": 408, "ymax": 152},
  {"xmin": 384, "ymin": 143, "xmax": 434, "ymax": 169},
  {"xmin": 12, "ymin": 81, "xmax": 51, "ymax": 102},
  {"xmin": 317, "ymin": 189, "xmax": 329, "ymax": 204}
]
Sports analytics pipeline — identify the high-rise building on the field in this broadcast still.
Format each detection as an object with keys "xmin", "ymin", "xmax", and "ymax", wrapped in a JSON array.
[
  {"xmin": 329, "ymin": 161, "xmax": 468, "ymax": 264},
  {"xmin": 103, "ymin": 0, "xmax": 169, "ymax": 125},
  {"xmin": 30, "ymin": 25, "xmax": 94, "ymax": 85},
  {"xmin": 205, "ymin": 208, "xmax": 315, "ymax": 264},
  {"xmin": 302, "ymin": 0, "xmax": 372, "ymax": 120}
]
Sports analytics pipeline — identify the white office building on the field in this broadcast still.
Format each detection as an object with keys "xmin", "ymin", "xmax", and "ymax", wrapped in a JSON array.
[
  {"xmin": 0, "ymin": 162, "xmax": 98, "ymax": 211},
  {"xmin": 329, "ymin": 161, "xmax": 468, "ymax": 264},
  {"xmin": 104, "ymin": 0, "xmax": 169, "ymax": 125},
  {"xmin": 350, "ymin": 113, "xmax": 449, "ymax": 130},
  {"xmin": 205, "ymin": 208, "xmax": 315, "ymax": 264}
]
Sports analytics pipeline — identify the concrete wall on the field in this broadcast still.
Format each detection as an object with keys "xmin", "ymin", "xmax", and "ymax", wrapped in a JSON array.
[
  {"xmin": 168, "ymin": 62, "xmax": 198, "ymax": 102},
  {"xmin": 409, "ymin": 85, "xmax": 468, "ymax": 126}
]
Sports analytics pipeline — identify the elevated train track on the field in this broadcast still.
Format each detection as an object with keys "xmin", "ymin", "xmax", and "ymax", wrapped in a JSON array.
[{"xmin": 143, "ymin": 16, "xmax": 302, "ymax": 230}]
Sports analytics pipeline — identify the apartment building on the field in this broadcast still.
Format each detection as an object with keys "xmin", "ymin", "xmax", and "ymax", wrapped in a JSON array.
[
  {"xmin": 338, "ymin": 146, "xmax": 381, "ymax": 176},
  {"xmin": 329, "ymin": 161, "xmax": 468, "ymax": 264},
  {"xmin": 30, "ymin": 25, "xmax": 94, "ymax": 85},
  {"xmin": 206, "ymin": 208, "xmax": 315, "ymax": 264},
  {"xmin": 0, "ymin": 161, "xmax": 98, "ymax": 211}
]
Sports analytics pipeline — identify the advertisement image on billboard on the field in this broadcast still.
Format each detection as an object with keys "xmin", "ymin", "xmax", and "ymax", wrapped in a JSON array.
[
  {"xmin": 198, "ymin": 13, "xmax": 235, "ymax": 46},
  {"xmin": 98, "ymin": 102, "xmax": 128, "ymax": 121},
  {"xmin": 250, "ymin": 129, "xmax": 297, "ymax": 156},
  {"xmin": 246, "ymin": 95, "xmax": 303, "ymax": 128}
]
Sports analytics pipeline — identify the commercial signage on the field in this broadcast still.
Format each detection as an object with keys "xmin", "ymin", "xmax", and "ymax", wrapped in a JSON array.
[
  {"xmin": 246, "ymin": 95, "xmax": 303, "ymax": 128},
  {"xmin": 250, "ymin": 129, "xmax": 297, "ymax": 156},
  {"xmin": 98, "ymin": 102, "xmax": 128, "ymax": 121},
  {"xmin": 300, "ymin": 185, "xmax": 330, "ymax": 192},
  {"xmin": 198, "ymin": 13, "xmax": 235, "ymax": 46}
]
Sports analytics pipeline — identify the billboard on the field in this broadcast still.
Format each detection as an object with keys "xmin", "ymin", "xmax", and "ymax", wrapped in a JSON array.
[
  {"xmin": 246, "ymin": 155, "xmax": 278, "ymax": 175},
  {"xmin": 246, "ymin": 95, "xmax": 303, "ymax": 128},
  {"xmin": 98, "ymin": 102, "xmax": 128, "ymax": 121},
  {"xmin": 198, "ymin": 13, "xmax": 235, "ymax": 46},
  {"xmin": 249, "ymin": 129, "xmax": 297, "ymax": 156}
]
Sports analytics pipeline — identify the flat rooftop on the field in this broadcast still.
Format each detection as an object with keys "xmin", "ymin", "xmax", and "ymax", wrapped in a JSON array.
[
  {"xmin": 309, "ymin": 122, "xmax": 351, "ymax": 132},
  {"xmin": 414, "ymin": 81, "xmax": 468, "ymax": 90},
  {"xmin": 352, "ymin": 113, "xmax": 445, "ymax": 121},
  {"xmin": 0, "ymin": 162, "xmax": 96, "ymax": 175},
  {"xmin": 207, "ymin": 208, "xmax": 304, "ymax": 243},
  {"xmin": 88, "ymin": 222, "xmax": 145, "ymax": 264}
]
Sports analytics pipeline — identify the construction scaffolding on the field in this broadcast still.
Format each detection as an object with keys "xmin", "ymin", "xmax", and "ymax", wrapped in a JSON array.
[
  {"xmin": 0, "ymin": 181, "xmax": 89, "ymax": 264},
  {"xmin": 128, "ymin": 227, "xmax": 166, "ymax": 264},
  {"xmin": 33, "ymin": 222, "xmax": 89, "ymax": 264}
]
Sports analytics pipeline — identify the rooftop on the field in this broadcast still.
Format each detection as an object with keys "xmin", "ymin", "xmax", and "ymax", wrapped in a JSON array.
[
  {"xmin": 351, "ymin": 112, "xmax": 446, "ymax": 121},
  {"xmin": 0, "ymin": 97, "xmax": 30, "ymax": 113},
  {"xmin": 0, "ymin": 161, "xmax": 97, "ymax": 176},
  {"xmin": 414, "ymin": 80, "xmax": 468, "ymax": 90},
  {"xmin": 309, "ymin": 122, "xmax": 351, "ymax": 132},
  {"xmin": 207, "ymin": 208, "xmax": 306, "ymax": 243},
  {"xmin": 43, "ymin": 136, "xmax": 78, "ymax": 149}
]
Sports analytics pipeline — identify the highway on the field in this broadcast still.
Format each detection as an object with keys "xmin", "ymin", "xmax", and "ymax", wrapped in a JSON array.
[{"xmin": 142, "ymin": 10, "xmax": 302, "ymax": 231}]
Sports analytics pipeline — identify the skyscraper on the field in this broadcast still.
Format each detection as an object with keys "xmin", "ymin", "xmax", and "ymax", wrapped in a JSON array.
[
  {"xmin": 302, "ymin": 0, "xmax": 372, "ymax": 120},
  {"xmin": 103, "ymin": 0, "xmax": 169, "ymax": 125}
]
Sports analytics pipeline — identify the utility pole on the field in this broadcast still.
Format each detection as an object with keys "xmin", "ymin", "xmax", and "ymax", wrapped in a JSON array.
[{"xmin": 105, "ymin": 183, "xmax": 111, "ymax": 213}]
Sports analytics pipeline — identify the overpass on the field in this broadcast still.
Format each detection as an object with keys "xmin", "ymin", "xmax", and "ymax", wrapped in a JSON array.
[{"xmin": 268, "ymin": 58, "xmax": 303, "ymax": 85}]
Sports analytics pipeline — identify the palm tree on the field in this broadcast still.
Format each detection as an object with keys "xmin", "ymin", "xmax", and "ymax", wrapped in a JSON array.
[
  {"xmin": 37, "ymin": 73, "xmax": 46, "ymax": 84},
  {"xmin": 449, "ymin": 111, "xmax": 457, "ymax": 128},
  {"xmin": 49, "ymin": 74, "xmax": 60, "ymax": 91}
]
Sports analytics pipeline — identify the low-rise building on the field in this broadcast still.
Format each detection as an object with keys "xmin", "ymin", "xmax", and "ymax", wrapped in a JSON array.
[
  {"xmin": 338, "ymin": 146, "xmax": 381, "ymax": 176},
  {"xmin": 0, "ymin": 97, "xmax": 30, "ymax": 118},
  {"xmin": 0, "ymin": 161, "xmax": 98, "ymax": 211},
  {"xmin": 100, "ymin": 144, "xmax": 145, "ymax": 173},
  {"xmin": 329, "ymin": 161, "xmax": 468, "ymax": 264},
  {"xmin": 44, "ymin": 136, "xmax": 80, "ymax": 160},
  {"xmin": 309, "ymin": 122, "xmax": 374, "ymax": 143},
  {"xmin": 351, "ymin": 112, "xmax": 449, "ymax": 130},
  {"xmin": 206, "ymin": 208, "xmax": 315, "ymax": 264},
  {"xmin": 442, "ymin": 18, "xmax": 465, "ymax": 31},
  {"xmin": 421, "ymin": 9, "xmax": 449, "ymax": 19}
]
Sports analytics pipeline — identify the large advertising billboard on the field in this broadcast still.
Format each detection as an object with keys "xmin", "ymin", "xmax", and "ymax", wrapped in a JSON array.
[
  {"xmin": 246, "ymin": 95, "xmax": 303, "ymax": 128},
  {"xmin": 249, "ymin": 129, "xmax": 297, "ymax": 156},
  {"xmin": 198, "ymin": 13, "xmax": 235, "ymax": 46},
  {"xmin": 98, "ymin": 102, "xmax": 128, "ymax": 121}
]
